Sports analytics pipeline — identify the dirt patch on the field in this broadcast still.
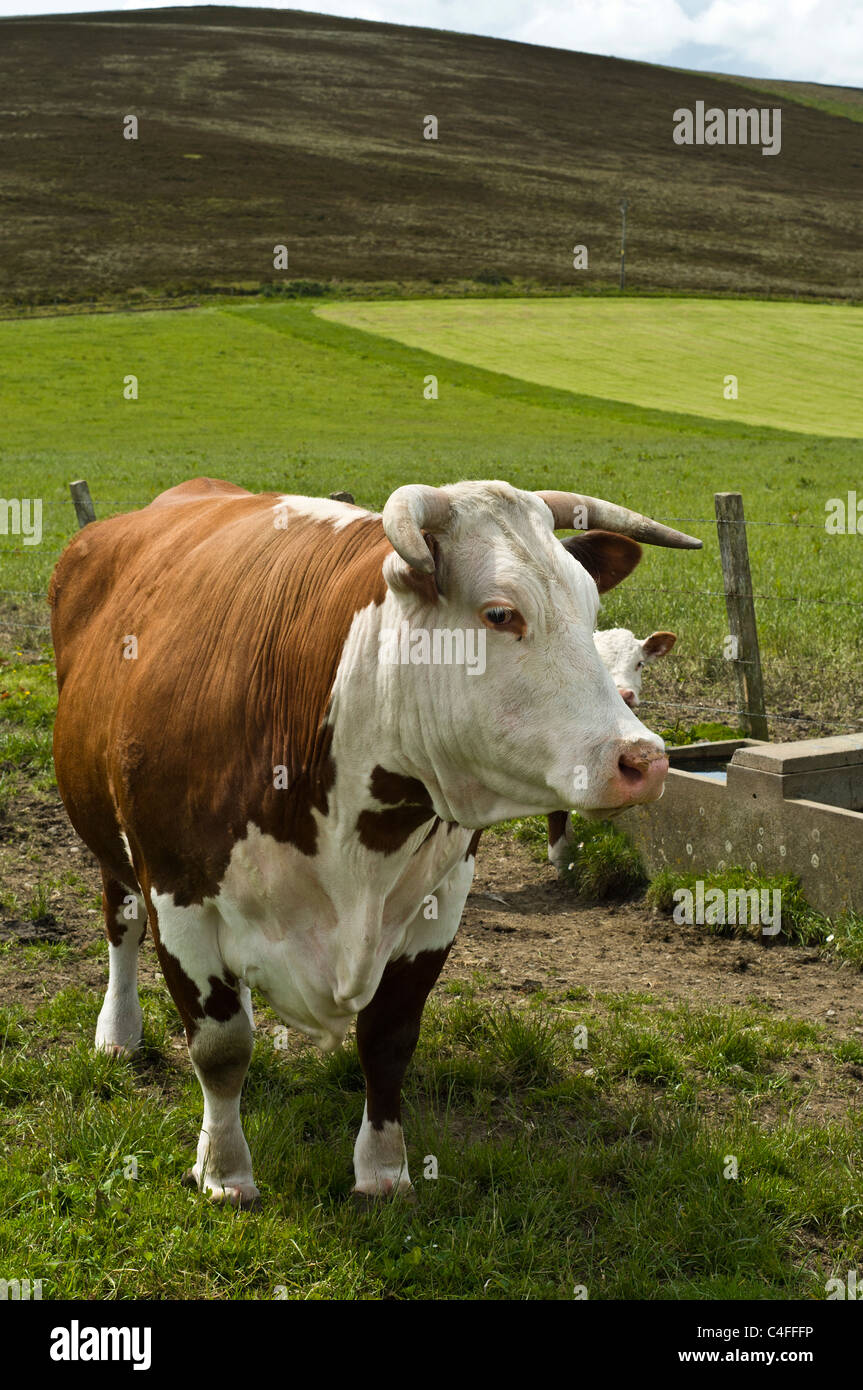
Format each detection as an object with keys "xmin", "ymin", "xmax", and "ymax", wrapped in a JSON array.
[
  {"xmin": 461, "ymin": 834, "xmax": 863, "ymax": 1032},
  {"xmin": 2, "ymin": 783, "xmax": 862, "ymax": 1051}
]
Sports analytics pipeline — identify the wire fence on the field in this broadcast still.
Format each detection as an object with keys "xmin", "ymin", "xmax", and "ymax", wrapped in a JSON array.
[
  {"xmin": 5, "ymin": 581, "xmax": 862, "ymax": 609},
  {"xmin": 1, "ymin": 499, "xmax": 836, "ymax": 524},
  {"xmin": 2, "ymin": 489, "xmax": 862, "ymax": 737},
  {"xmin": 636, "ymin": 584, "xmax": 863, "ymax": 608}
]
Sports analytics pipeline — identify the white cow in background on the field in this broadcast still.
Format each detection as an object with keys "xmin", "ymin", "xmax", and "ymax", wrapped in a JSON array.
[
  {"xmin": 547, "ymin": 627, "xmax": 677, "ymax": 870},
  {"xmin": 592, "ymin": 627, "xmax": 676, "ymax": 709}
]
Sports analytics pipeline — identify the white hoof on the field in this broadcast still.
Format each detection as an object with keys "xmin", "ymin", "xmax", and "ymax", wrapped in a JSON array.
[
  {"xmin": 182, "ymin": 1168, "xmax": 260, "ymax": 1208},
  {"xmin": 95, "ymin": 1037, "xmax": 140, "ymax": 1058}
]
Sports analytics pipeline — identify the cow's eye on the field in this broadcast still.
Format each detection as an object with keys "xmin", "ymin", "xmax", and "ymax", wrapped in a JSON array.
[
  {"xmin": 480, "ymin": 605, "xmax": 527, "ymax": 638},
  {"xmin": 636, "ymin": 661, "xmax": 644, "ymax": 670}
]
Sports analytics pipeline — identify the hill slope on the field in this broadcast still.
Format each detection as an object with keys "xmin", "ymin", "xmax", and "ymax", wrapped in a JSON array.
[{"xmin": 0, "ymin": 5, "xmax": 860, "ymax": 304}]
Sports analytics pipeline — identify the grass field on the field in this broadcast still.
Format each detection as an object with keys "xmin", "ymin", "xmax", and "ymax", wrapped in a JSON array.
[
  {"xmin": 317, "ymin": 298, "xmax": 863, "ymax": 436},
  {"xmin": 1, "ymin": 976, "xmax": 861, "ymax": 1299},
  {"xmin": 684, "ymin": 71, "xmax": 863, "ymax": 124}
]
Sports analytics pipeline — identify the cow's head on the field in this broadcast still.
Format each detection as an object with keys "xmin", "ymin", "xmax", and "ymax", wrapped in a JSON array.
[
  {"xmin": 591, "ymin": 627, "xmax": 677, "ymax": 707},
  {"xmin": 379, "ymin": 481, "xmax": 700, "ymax": 827}
]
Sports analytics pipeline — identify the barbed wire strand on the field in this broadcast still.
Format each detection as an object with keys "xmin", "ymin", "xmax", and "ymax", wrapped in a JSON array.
[
  {"xmin": 2, "ymin": 498, "xmax": 847, "ymax": 529},
  {"xmin": 3, "ymin": 584, "xmax": 861, "ymax": 609},
  {"xmin": 638, "ymin": 585, "xmax": 863, "ymax": 608}
]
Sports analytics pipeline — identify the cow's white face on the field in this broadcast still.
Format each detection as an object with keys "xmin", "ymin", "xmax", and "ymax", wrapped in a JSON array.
[
  {"xmin": 593, "ymin": 627, "xmax": 677, "ymax": 707},
  {"xmin": 380, "ymin": 481, "xmax": 669, "ymax": 826}
]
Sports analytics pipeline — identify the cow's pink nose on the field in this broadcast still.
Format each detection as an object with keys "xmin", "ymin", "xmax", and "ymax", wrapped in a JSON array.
[
  {"xmin": 618, "ymin": 687, "xmax": 637, "ymax": 707},
  {"xmin": 617, "ymin": 747, "xmax": 669, "ymax": 800}
]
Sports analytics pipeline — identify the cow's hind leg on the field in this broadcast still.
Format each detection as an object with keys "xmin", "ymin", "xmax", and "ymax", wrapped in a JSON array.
[
  {"xmin": 95, "ymin": 869, "xmax": 147, "ymax": 1056},
  {"xmin": 146, "ymin": 895, "xmax": 259, "ymax": 1208},
  {"xmin": 353, "ymin": 853, "xmax": 474, "ymax": 1198},
  {"xmin": 184, "ymin": 1007, "xmax": 258, "ymax": 1208}
]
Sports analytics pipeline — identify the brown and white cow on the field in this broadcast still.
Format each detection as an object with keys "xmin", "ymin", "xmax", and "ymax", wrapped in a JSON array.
[
  {"xmin": 547, "ymin": 625, "xmax": 677, "ymax": 870},
  {"xmin": 49, "ymin": 477, "xmax": 700, "ymax": 1205}
]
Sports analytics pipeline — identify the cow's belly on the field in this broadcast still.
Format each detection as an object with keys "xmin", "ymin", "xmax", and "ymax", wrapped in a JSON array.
[{"xmin": 211, "ymin": 819, "xmax": 474, "ymax": 1049}]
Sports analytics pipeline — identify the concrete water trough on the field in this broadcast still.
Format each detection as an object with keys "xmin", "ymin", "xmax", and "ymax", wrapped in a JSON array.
[{"xmin": 619, "ymin": 734, "xmax": 863, "ymax": 917}]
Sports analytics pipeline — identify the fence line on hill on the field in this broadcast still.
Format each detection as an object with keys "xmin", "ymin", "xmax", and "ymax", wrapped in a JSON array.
[{"xmin": 2, "ymin": 479, "xmax": 861, "ymax": 739}]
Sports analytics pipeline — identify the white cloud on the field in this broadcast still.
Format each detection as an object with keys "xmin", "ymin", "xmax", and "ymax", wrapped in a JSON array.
[{"xmin": 0, "ymin": 0, "xmax": 860, "ymax": 86}]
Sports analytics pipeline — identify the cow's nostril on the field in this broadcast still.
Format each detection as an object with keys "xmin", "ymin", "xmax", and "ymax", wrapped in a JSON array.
[
  {"xmin": 618, "ymin": 757, "xmax": 644, "ymax": 786},
  {"xmin": 618, "ymin": 688, "xmax": 636, "ymax": 707},
  {"xmin": 618, "ymin": 749, "xmax": 669, "ymax": 789}
]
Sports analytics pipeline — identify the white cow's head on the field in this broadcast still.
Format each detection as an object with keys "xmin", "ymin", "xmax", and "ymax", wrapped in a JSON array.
[
  {"xmin": 378, "ymin": 481, "xmax": 700, "ymax": 828},
  {"xmin": 592, "ymin": 627, "xmax": 677, "ymax": 707}
]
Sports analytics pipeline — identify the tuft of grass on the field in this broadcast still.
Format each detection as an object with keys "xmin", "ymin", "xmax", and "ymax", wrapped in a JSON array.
[
  {"xmin": 560, "ymin": 814, "xmax": 648, "ymax": 900},
  {"xmin": 26, "ymin": 878, "xmax": 57, "ymax": 921},
  {"xmin": 506, "ymin": 817, "xmax": 548, "ymax": 855},
  {"xmin": 612, "ymin": 1025, "xmax": 685, "ymax": 1087},
  {"xmin": 823, "ymin": 911, "xmax": 863, "ymax": 969},
  {"xmin": 483, "ymin": 1007, "xmax": 563, "ymax": 1086},
  {"xmin": 0, "ymin": 769, "xmax": 17, "ymax": 820},
  {"xmin": 0, "ymin": 886, "xmax": 21, "ymax": 915},
  {"xmin": 647, "ymin": 866, "xmax": 863, "ymax": 968},
  {"xmin": 496, "ymin": 813, "xmax": 647, "ymax": 901}
]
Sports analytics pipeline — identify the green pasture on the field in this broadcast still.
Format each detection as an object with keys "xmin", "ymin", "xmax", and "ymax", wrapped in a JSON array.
[
  {"xmin": 0, "ymin": 980, "xmax": 861, "ymax": 1299},
  {"xmin": 316, "ymin": 298, "xmax": 863, "ymax": 436}
]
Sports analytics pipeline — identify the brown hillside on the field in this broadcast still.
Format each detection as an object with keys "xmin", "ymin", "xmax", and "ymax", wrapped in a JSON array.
[{"xmin": 0, "ymin": 5, "xmax": 860, "ymax": 303}]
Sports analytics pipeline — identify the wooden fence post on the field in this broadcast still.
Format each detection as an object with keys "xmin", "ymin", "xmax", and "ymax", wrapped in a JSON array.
[
  {"xmin": 714, "ymin": 491, "xmax": 769, "ymax": 740},
  {"xmin": 69, "ymin": 479, "xmax": 96, "ymax": 528}
]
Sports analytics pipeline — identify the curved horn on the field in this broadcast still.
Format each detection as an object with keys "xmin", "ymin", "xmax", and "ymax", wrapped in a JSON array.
[
  {"xmin": 536, "ymin": 490, "xmax": 702, "ymax": 549},
  {"xmin": 382, "ymin": 484, "xmax": 452, "ymax": 574}
]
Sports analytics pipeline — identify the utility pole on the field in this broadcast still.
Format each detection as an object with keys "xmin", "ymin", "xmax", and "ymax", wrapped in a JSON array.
[{"xmin": 619, "ymin": 198, "xmax": 628, "ymax": 291}]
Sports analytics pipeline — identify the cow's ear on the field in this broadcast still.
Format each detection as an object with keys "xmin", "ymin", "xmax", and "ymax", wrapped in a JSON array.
[
  {"xmin": 642, "ymin": 630, "xmax": 676, "ymax": 661},
  {"xmin": 383, "ymin": 531, "xmax": 441, "ymax": 604},
  {"xmin": 561, "ymin": 530, "xmax": 642, "ymax": 593}
]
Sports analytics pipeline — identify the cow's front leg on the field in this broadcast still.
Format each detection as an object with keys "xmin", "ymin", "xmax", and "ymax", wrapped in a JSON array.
[
  {"xmin": 353, "ymin": 949, "xmax": 450, "ymax": 1198},
  {"xmin": 146, "ymin": 893, "xmax": 259, "ymax": 1208},
  {"xmin": 352, "ymin": 849, "xmax": 476, "ymax": 1198},
  {"xmin": 547, "ymin": 810, "xmax": 573, "ymax": 872}
]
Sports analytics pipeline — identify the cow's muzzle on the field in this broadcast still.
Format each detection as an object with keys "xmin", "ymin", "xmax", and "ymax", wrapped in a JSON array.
[{"xmin": 614, "ymin": 742, "xmax": 669, "ymax": 804}]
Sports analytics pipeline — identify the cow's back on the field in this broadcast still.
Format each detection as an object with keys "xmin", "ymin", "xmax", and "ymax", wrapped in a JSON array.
[{"xmin": 49, "ymin": 479, "xmax": 390, "ymax": 898}]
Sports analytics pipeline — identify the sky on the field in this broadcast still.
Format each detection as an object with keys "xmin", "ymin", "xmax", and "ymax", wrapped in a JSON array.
[{"xmin": 1, "ymin": 1, "xmax": 861, "ymax": 87}]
